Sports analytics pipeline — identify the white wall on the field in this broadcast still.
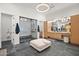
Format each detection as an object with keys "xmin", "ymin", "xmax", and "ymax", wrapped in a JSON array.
[
  {"xmin": 12, "ymin": 16, "xmax": 20, "ymax": 45},
  {"xmin": 1, "ymin": 13, "xmax": 12, "ymax": 41},
  {"xmin": 46, "ymin": 4, "xmax": 79, "ymax": 20}
]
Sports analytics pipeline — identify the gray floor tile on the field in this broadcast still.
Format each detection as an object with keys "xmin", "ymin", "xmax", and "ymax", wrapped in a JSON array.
[{"xmin": 2, "ymin": 39, "xmax": 79, "ymax": 56}]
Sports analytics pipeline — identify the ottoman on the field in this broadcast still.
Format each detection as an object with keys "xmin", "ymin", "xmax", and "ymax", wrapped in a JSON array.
[{"xmin": 30, "ymin": 39, "xmax": 51, "ymax": 52}]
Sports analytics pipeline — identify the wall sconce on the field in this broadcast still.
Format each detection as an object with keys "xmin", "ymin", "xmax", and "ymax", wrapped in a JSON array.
[{"xmin": 19, "ymin": 16, "xmax": 27, "ymax": 22}]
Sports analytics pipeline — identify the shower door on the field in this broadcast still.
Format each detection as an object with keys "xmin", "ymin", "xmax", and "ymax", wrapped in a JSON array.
[{"xmin": 19, "ymin": 17, "xmax": 32, "ymax": 43}]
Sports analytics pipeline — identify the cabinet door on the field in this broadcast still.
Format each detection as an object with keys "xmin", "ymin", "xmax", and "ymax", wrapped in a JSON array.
[
  {"xmin": 71, "ymin": 15, "xmax": 79, "ymax": 45},
  {"xmin": 44, "ymin": 21, "xmax": 48, "ymax": 38}
]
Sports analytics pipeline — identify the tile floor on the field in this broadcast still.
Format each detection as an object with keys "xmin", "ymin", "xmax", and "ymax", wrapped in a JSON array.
[{"xmin": 2, "ymin": 39, "xmax": 79, "ymax": 56}]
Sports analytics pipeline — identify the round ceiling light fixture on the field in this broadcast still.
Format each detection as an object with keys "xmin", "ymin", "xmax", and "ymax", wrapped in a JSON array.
[{"xmin": 36, "ymin": 3, "xmax": 50, "ymax": 12}]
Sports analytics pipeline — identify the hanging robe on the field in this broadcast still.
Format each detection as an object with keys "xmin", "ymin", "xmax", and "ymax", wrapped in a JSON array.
[{"xmin": 15, "ymin": 23, "xmax": 20, "ymax": 34}]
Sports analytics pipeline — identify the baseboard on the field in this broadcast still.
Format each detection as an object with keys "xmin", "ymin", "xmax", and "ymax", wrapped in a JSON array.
[{"xmin": 70, "ymin": 42, "xmax": 79, "ymax": 47}]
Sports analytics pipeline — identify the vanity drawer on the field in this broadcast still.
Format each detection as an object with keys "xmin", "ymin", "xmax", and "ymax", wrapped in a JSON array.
[{"xmin": 48, "ymin": 32, "xmax": 62, "ymax": 40}]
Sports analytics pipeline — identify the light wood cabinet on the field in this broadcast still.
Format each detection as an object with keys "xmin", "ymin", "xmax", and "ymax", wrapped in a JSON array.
[
  {"xmin": 70, "ymin": 15, "xmax": 79, "ymax": 45},
  {"xmin": 44, "ymin": 21, "xmax": 48, "ymax": 38},
  {"xmin": 48, "ymin": 32, "xmax": 62, "ymax": 40}
]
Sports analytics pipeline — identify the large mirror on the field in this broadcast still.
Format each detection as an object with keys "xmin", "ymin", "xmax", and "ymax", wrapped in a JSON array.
[{"xmin": 48, "ymin": 17, "xmax": 71, "ymax": 32}]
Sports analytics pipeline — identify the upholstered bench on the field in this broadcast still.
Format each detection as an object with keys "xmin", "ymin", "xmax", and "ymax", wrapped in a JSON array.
[{"xmin": 30, "ymin": 39, "xmax": 51, "ymax": 52}]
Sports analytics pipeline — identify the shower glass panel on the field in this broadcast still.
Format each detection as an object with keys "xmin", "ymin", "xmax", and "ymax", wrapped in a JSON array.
[
  {"xmin": 1, "ymin": 13, "xmax": 12, "ymax": 41},
  {"xmin": 19, "ymin": 16, "xmax": 32, "ymax": 43}
]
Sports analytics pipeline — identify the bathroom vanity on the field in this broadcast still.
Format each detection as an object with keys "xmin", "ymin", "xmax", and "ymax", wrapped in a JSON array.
[
  {"xmin": 47, "ymin": 31, "xmax": 70, "ymax": 40},
  {"xmin": 44, "ymin": 17, "xmax": 71, "ymax": 41}
]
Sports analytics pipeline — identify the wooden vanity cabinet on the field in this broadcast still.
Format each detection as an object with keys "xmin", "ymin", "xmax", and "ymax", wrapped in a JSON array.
[{"xmin": 47, "ymin": 32, "xmax": 62, "ymax": 40}]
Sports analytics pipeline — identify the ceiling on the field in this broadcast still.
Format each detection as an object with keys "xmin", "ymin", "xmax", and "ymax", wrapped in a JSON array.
[
  {"xmin": 10, "ymin": 3, "xmax": 79, "ymax": 21},
  {"xmin": 0, "ymin": 3, "xmax": 78, "ymax": 21},
  {"xmin": 13, "ymin": 3, "xmax": 76, "ymax": 15}
]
